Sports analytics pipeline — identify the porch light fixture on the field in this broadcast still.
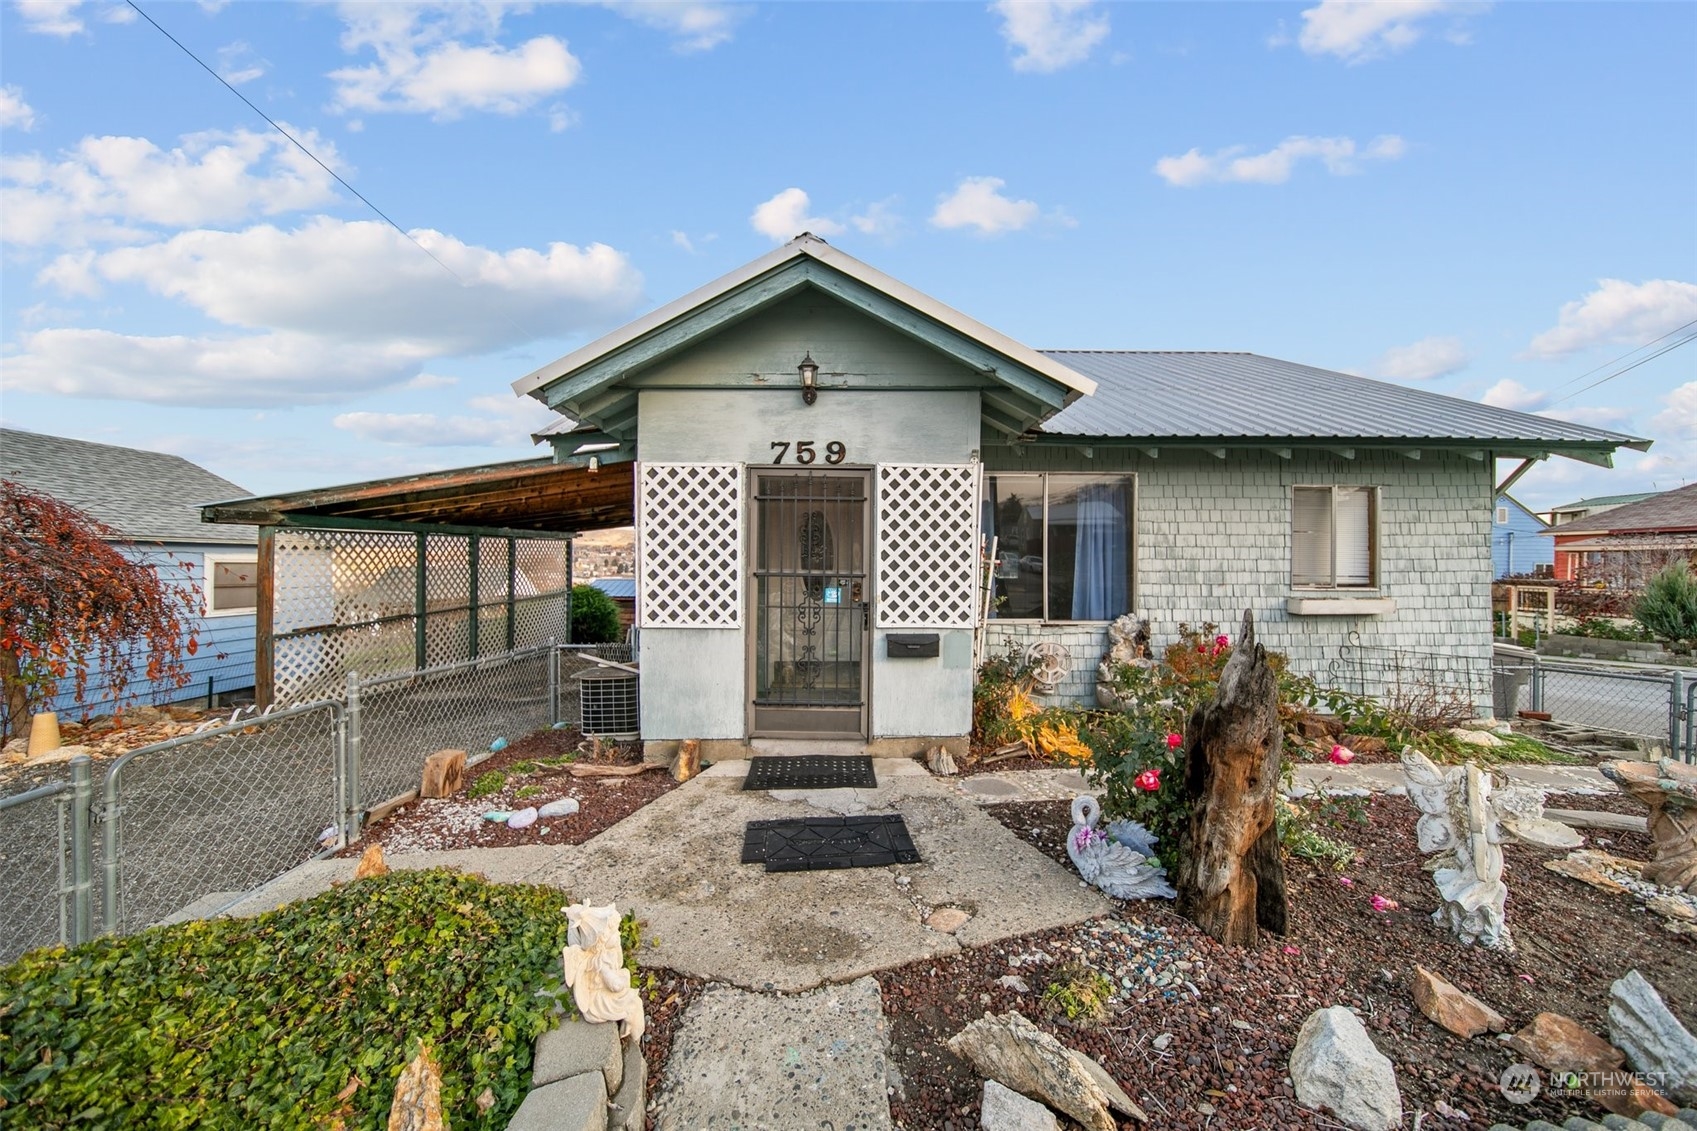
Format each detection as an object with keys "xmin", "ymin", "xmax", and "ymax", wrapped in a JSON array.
[{"xmin": 798, "ymin": 352, "xmax": 819, "ymax": 406}]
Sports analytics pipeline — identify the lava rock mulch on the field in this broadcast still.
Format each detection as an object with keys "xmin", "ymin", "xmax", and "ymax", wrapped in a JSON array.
[
  {"xmin": 339, "ymin": 728, "xmax": 679, "ymax": 855},
  {"xmin": 875, "ymin": 795, "xmax": 1695, "ymax": 1130}
]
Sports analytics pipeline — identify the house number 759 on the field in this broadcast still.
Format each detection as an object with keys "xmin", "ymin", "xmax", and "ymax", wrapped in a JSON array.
[{"xmin": 770, "ymin": 440, "xmax": 846, "ymax": 465}]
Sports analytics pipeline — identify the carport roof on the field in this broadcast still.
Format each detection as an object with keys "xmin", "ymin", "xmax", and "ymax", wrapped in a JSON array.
[{"xmin": 200, "ymin": 457, "xmax": 633, "ymax": 535}]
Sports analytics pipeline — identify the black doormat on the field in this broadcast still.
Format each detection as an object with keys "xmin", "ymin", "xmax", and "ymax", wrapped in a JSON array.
[
  {"xmin": 740, "ymin": 815, "xmax": 921, "ymax": 872},
  {"xmin": 742, "ymin": 755, "xmax": 877, "ymax": 791}
]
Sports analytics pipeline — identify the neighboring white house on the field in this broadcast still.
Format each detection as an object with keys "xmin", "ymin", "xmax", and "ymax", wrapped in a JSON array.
[
  {"xmin": 1, "ymin": 428, "xmax": 259, "ymax": 714},
  {"xmin": 511, "ymin": 235, "xmax": 1647, "ymax": 758}
]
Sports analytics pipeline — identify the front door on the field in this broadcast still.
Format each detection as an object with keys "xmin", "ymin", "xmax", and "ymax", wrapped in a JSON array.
[{"xmin": 750, "ymin": 470, "xmax": 870, "ymax": 737}]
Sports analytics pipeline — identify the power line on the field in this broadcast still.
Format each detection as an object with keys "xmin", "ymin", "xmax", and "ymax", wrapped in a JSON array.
[
  {"xmin": 1545, "ymin": 329, "xmax": 1697, "ymax": 408},
  {"xmin": 1544, "ymin": 316, "xmax": 1697, "ymax": 396},
  {"xmin": 124, "ymin": 0, "xmax": 472, "ymax": 291}
]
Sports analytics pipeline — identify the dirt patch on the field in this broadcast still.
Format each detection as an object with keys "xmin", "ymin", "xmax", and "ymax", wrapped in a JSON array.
[
  {"xmin": 340, "ymin": 729, "xmax": 678, "ymax": 855},
  {"xmin": 637, "ymin": 968, "xmax": 705, "ymax": 1131},
  {"xmin": 874, "ymin": 795, "xmax": 1695, "ymax": 1130}
]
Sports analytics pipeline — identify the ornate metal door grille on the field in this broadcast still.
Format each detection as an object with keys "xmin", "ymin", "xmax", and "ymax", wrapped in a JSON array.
[{"xmin": 751, "ymin": 471, "xmax": 869, "ymax": 737}]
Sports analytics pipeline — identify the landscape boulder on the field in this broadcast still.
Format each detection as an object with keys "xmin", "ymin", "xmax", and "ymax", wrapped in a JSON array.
[
  {"xmin": 947, "ymin": 1011, "xmax": 1147, "ymax": 1130},
  {"xmin": 1507, "ymin": 1011, "xmax": 1625, "ymax": 1076},
  {"xmin": 979, "ymin": 1079, "xmax": 1059, "ymax": 1131},
  {"xmin": 1410, "ymin": 966, "xmax": 1508, "ymax": 1038},
  {"xmin": 1609, "ymin": 969, "xmax": 1697, "ymax": 1105},
  {"xmin": 1288, "ymin": 1006, "xmax": 1403, "ymax": 1131},
  {"xmin": 387, "ymin": 1044, "xmax": 446, "ymax": 1131}
]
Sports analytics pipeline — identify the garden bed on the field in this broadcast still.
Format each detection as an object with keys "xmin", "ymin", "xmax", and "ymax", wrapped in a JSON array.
[
  {"xmin": 873, "ymin": 795, "xmax": 1694, "ymax": 1130},
  {"xmin": 340, "ymin": 728, "xmax": 678, "ymax": 856}
]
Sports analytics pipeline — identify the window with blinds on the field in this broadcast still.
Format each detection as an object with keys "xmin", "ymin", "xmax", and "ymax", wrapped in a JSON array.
[{"xmin": 1291, "ymin": 486, "xmax": 1377, "ymax": 589}]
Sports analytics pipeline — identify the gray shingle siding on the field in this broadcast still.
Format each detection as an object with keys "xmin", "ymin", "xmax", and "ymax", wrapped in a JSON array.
[{"xmin": 982, "ymin": 448, "xmax": 1493, "ymax": 709}]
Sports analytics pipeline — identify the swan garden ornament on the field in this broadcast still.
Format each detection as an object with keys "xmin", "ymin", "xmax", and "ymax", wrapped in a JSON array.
[{"xmin": 1067, "ymin": 796, "xmax": 1177, "ymax": 901}]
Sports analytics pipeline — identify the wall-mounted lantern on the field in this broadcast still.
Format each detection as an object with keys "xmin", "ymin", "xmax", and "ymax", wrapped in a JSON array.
[{"xmin": 798, "ymin": 352, "xmax": 819, "ymax": 406}]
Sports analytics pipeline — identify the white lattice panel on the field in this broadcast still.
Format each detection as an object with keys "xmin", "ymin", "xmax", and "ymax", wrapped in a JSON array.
[
  {"xmin": 876, "ymin": 463, "xmax": 980, "ymax": 629},
  {"xmin": 638, "ymin": 463, "xmax": 744, "ymax": 628}
]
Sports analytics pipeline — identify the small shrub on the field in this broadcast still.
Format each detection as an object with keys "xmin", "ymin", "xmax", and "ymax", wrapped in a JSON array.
[
  {"xmin": 1564, "ymin": 617, "xmax": 1654, "ymax": 642},
  {"xmin": 569, "ymin": 585, "xmax": 623, "ymax": 645},
  {"xmin": 508, "ymin": 760, "xmax": 537, "ymax": 775},
  {"xmin": 514, "ymin": 784, "xmax": 543, "ymax": 801},
  {"xmin": 0, "ymin": 871, "xmax": 574, "ymax": 1129},
  {"xmin": 1635, "ymin": 563, "xmax": 1697, "ymax": 652},
  {"xmin": 467, "ymin": 770, "xmax": 507, "ymax": 800},
  {"xmin": 1042, "ymin": 962, "xmax": 1115, "ymax": 1023},
  {"xmin": 1277, "ymin": 795, "xmax": 1359, "ymax": 870},
  {"xmin": 972, "ymin": 644, "xmax": 1038, "ymax": 750}
]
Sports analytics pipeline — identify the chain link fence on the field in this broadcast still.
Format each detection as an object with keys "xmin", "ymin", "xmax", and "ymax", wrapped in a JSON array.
[
  {"xmin": 0, "ymin": 639, "xmax": 632, "ymax": 964},
  {"xmin": 1491, "ymin": 649, "xmax": 1688, "ymax": 758},
  {"xmin": 99, "ymin": 701, "xmax": 344, "ymax": 938},
  {"xmin": 0, "ymin": 780, "xmax": 75, "ymax": 963}
]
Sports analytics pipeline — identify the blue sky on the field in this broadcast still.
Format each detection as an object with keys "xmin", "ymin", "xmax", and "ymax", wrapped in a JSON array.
[{"xmin": 2, "ymin": 0, "xmax": 1692, "ymax": 512}]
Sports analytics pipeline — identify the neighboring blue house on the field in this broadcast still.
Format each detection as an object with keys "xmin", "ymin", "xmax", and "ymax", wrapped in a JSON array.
[
  {"xmin": 1, "ymin": 428, "xmax": 259, "ymax": 716},
  {"xmin": 587, "ymin": 576, "xmax": 636, "ymax": 631},
  {"xmin": 1492, "ymin": 493, "xmax": 1554, "ymax": 578}
]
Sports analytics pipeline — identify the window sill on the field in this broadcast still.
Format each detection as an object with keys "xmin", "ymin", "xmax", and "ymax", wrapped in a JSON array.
[{"xmin": 1285, "ymin": 596, "xmax": 1397, "ymax": 616}]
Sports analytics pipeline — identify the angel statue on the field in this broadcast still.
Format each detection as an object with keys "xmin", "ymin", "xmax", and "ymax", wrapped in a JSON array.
[{"xmin": 560, "ymin": 902, "xmax": 645, "ymax": 1042}]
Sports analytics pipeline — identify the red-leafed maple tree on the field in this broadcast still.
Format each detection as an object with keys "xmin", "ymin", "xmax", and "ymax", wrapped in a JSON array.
[{"xmin": 0, "ymin": 480, "xmax": 200, "ymax": 740}]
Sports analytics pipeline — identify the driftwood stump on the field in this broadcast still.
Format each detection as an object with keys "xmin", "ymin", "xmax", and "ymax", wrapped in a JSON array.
[
  {"xmin": 420, "ymin": 749, "xmax": 465, "ymax": 798},
  {"xmin": 1602, "ymin": 758, "xmax": 1697, "ymax": 893},
  {"xmin": 1175, "ymin": 609, "xmax": 1288, "ymax": 946}
]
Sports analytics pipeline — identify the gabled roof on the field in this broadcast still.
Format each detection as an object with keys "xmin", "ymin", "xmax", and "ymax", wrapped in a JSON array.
[
  {"xmin": 1032, "ymin": 352, "xmax": 1648, "ymax": 465},
  {"xmin": 1548, "ymin": 491, "xmax": 1660, "ymax": 513},
  {"xmin": 1496, "ymin": 494, "xmax": 1550, "ymax": 528},
  {"xmin": 2, "ymin": 427, "xmax": 255, "ymax": 545},
  {"xmin": 514, "ymin": 233, "xmax": 1095, "ymax": 442},
  {"xmin": 588, "ymin": 577, "xmax": 636, "ymax": 599},
  {"xmin": 1553, "ymin": 482, "xmax": 1697, "ymax": 536}
]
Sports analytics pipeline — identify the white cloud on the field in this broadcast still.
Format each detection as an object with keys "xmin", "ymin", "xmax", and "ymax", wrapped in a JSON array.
[
  {"xmin": 1480, "ymin": 378, "xmax": 1548, "ymax": 413},
  {"xmin": 991, "ymin": 0, "xmax": 1109, "ymax": 73},
  {"xmin": 4, "ymin": 328, "xmax": 432, "ymax": 406},
  {"xmin": 1651, "ymin": 382, "xmax": 1697, "ymax": 440},
  {"xmin": 750, "ymin": 188, "xmax": 844, "ymax": 241},
  {"xmin": 1293, "ymin": 0, "xmax": 1488, "ymax": 64},
  {"xmin": 592, "ymin": 2, "xmax": 745, "ymax": 52},
  {"xmin": 0, "ymin": 86, "xmax": 36, "ymax": 131},
  {"xmin": 16, "ymin": 1, "xmax": 84, "ymax": 36},
  {"xmin": 334, "ymin": 392, "xmax": 559, "ymax": 448},
  {"xmin": 1, "ymin": 127, "xmax": 342, "ymax": 246},
  {"xmin": 330, "ymin": 3, "xmax": 582, "ymax": 119},
  {"xmin": 1524, "ymin": 278, "xmax": 1697, "ymax": 359},
  {"xmin": 1154, "ymin": 134, "xmax": 1407, "ymax": 186},
  {"xmin": 402, "ymin": 372, "xmax": 459, "ymax": 390},
  {"xmin": 929, "ymin": 176, "xmax": 1041, "ymax": 235},
  {"xmin": 850, "ymin": 198, "xmax": 902, "ymax": 240},
  {"xmin": 1538, "ymin": 404, "xmax": 1634, "ymax": 430},
  {"xmin": 670, "ymin": 230, "xmax": 694, "ymax": 253},
  {"xmin": 1372, "ymin": 335, "xmax": 1469, "ymax": 381},
  {"xmin": 216, "ymin": 41, "xmax": 268, "ymax": 85},
  {"xmin": 547, "ymin": 102, "xmax": 577, "ymax": 132},
  {"xmin": 11, "ymin": 217, "xmax": 643, "ymax": 406},
  {"xmin": 100, "ymin": 3, "xmax": 131, "ymax": 24}
]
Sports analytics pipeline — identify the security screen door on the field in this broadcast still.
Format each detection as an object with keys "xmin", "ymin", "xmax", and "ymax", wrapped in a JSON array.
[{"xmin": 750, "ymin": 470, "xmax": 870, "ymax": 737}]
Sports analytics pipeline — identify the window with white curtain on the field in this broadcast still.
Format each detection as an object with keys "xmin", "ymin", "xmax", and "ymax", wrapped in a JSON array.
[
  {"xmin": 980, "ymin": 473, "xmax": 1136, "ymax": 620},
  {"xmin": 1291, "ymin": 486, "xmax": 1378, "ymax": 589}
]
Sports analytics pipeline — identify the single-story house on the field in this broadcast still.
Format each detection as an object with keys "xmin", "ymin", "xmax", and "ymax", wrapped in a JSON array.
[
  {"xmin": 587, "ymin": 577, "xmax": 637, "ymax": 631},
  {"xmin": 1492, "ymin": 494, "xmax": 1554, "ymax": 579},
  {"xmin": 1, "ymin": 428, "xmax": 259, "ymax": 715},
  {"xmin": 1546, "ymin": 483, "xmax": 1697, "ymax": 587},
  {"xmin": 508, "ymin": 234, "xmax": 1647, "ymax": 757},
  {"xmin": 1546, "ymin": 491, "xmax": 1660, "ymax": 579}
]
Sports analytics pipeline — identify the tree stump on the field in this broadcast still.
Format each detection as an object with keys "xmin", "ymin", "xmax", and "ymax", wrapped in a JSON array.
[
  {"xmin": 1601, "ymin": 758, "xmax": 1697, "ymax": 893},
  {"xmin": 1175, "ymin": 609, "xmax": 1288, "ymax": 946},
  {"xmin": 673, "ymin": 739, "xmax": 701, "ymax": 783},
  {"xmin": 420, "ymin": 749, "xmax": 465, "ymax": 798}
]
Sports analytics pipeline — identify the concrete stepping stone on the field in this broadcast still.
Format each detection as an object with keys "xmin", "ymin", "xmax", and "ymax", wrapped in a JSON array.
[{"xmin": 650, "ymin": 975, "xmax": 892, "ymax": 1131}]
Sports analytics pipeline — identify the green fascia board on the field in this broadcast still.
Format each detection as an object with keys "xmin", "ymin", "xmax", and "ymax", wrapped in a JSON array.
[{"xmin": 536, "ymin": 259, "xmax": 1069, "ymax": 424}]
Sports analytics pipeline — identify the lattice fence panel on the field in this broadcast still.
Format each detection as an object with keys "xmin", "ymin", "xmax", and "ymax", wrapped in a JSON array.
[
  {"xmin": 876, "ymin": 463, "xmax": 980, "ymax": 629},
  {"xmin": 514, "ymin": 595, "xmax": 569, "ymax": 647},
  {"xmin": 639, "ymin": 463, "xmax": 743, "ymax": 628},
  {"xmin": 515, "ymin": 540, "xmax": 569, "ymax": 596}
]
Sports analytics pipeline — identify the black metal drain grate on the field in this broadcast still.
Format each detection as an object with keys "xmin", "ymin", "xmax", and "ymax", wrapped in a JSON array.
[
  {"xmin": 742, "ymin": 755, "xmax": 877, "ymax": 791},
  {"xmin": 740, "ymin": 815, "xmax": 921, "ymax": 871}
]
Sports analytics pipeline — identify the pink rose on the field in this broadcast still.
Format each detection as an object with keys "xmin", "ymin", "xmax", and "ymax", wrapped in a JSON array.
[
  {"xmin": 1165, "ymin": 732, "xmax": 1182, "ymax": 749},
  {"xmin": 1370, "ymin": 895, "xmax": 1399, "ymax": 913},
  {"xmin": 1328, "ymin": 744, "xmax": 1355, "ymax": 765},
  {"xmin": 1215, "ymin": 635, "xmax": 1230, "ymax": 648},
  {"xmin": 1135, "ymin": 768, "xmax": 1161, "ymax": 792}
]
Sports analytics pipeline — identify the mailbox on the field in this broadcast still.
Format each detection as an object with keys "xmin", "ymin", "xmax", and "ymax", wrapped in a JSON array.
[{"xmin": 886, "ymin": 633, "xmax": 940, "ymax": 659}]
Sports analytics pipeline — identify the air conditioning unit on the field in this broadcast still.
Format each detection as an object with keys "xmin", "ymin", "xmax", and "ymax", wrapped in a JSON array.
[{"xmin": 577, "ymin": 667, "xmax": 639, "ymax": 738}]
